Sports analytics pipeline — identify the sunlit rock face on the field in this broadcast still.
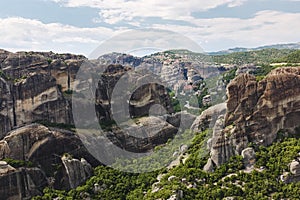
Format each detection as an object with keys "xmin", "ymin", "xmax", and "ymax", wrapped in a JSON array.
[
  {"xmin": 62, "ymin": 155, "xmax": 93, "ymax": 189},
  {"xmin": 206, "ymin": 67, "xmax": 300, "ymax": 170}
]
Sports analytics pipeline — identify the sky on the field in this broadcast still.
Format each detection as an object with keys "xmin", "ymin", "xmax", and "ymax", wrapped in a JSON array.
[{"xmin": 0, "ymin": 0, "xmax": 299, "ymax": 56}]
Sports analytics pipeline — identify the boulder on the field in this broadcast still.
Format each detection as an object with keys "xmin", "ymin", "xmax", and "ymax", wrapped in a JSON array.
[
  {"xmin": 241, "ymin": 147, "xmax": 256, "ymax": 168},
  {"xmin": 290, "ymin": 160, "xmax": 300, "ymax": 175}
]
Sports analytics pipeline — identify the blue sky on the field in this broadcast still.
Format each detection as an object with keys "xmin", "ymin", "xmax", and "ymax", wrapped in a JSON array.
[{"xmin": 0, "ymin": 0, "xmax": 299, "ymax": 56}]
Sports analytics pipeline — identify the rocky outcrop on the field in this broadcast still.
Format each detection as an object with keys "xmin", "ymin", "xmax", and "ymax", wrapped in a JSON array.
[
  {"xmin": 0, "ymin": 161, "xmax": 48, "ymax": 200},
  {"xmin": 235, "ymin": 64, "xmax": 260, "ymax": 75},
  {"xmin": 13, "ymin": 73, "xmax": 72, "ymax": 126},
  {"xmin": 79, "ymin": 116, "xmax": 179, "ymax": 165},
  {"xmin": 241, "ymin": 147, "xmax": 256, "ymax": 169},
  {"xmin": 290, "ymin": 160, "xmax": 300, "ymax": 175},
  {"xmin": 0, "ymin": 50, "xmax": 85, "ymax": 138},
  {"xmin": 166, "ymin": 111, "xmax": 196, "ymax": 130},
  {"xmin": 191, "ymin": 103, "xmax": 227, "ymax": 133},
  {"xmin": 92, "ymin": 64, "xmax": 174, "ymax": 122},
  {"xmin": 0, "ymin": 78, "xmax": 13, "ymax": 139},
  {"xmin": 62, "ymin": 155, "xmax": 93, "ymax": 189},
  {"xmin": 0, "ymin": 124, "xmax": 99, "ymax": 190},
  {"xmin": 206, "ymin": 67, "xmax": 300, "ymax": 169},
  {"xmin": 281, "ymin": 156, "xmax": 300, "ymax": 183}
]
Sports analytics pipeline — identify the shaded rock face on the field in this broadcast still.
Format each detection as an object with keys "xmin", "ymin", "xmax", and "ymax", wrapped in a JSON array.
[
  {"xmin": 13, "ymin": 73, "xmax": 72, "ymax": 127},
  {"xmin": 0, "ymin": 50, "xmax": 85, "ymax": 139},
  {"xmin": 191, "ymin": 103, "xmax": 227, "ymax": 133},
  {"xmin": 116, "ymin": 116, "xmax": 178, "ymax": 152},
  {"xmin": 166, "ymin": 111, "xmax": 196, "ymax": 130},
  {"xmin": 0, "ymin": 78, "xmax": 13, "ymax": 139},
  {"xmin": 79, "ymin": 116, "xmax": 179, "ymax": 165},
  {"xmin": 0, "ymin": 162, "xmax": 48, "ymax": 200},
  {"xmin": 0, "ymin": 124, "xmax": 99, "ymax": 190},
  {"xmin": 62, "ymin": 155, "xmax": 93, "ymax": 189},
  {"xmin": 207, "ymin": 67, "xmax": 300, "ymax": 168},
  {"xmin": 94, "ymin": 64, "xmax": 174, "ymax": 123}
]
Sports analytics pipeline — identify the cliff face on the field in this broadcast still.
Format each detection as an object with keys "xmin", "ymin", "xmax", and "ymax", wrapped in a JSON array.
[
  {"xmin": 206, "ymin": 67, "xmax": 300, "ymax": 168},
  {"xmin": 0, "ymin": 124, "xmax": 99, "ymax": 192},
  {"xmin": 0, "ymin": 78, "xmax": 13, "ymax": 138},
  {"xmin": 0, "ymin": 162, "xmax": 48, "ymax": 200},
  {"xmin": 61, "ymin": 155, "xmax": 93, "ymax": 189},
  {"xmin": 0, "ymin": 50, "xmax": 85, "ymax": 139},
  {"xmin": 94, "ymin": 64, "xmax": 174, "ymax": 122}
]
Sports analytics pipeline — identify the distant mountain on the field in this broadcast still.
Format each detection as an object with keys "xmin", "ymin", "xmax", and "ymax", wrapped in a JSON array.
[{"xmin": 209, "ymin": 42, "xmax": 300, "ymax": 55}]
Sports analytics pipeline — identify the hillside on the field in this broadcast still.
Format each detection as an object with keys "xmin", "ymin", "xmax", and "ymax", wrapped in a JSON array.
[{"xmin": 209, "ymin": 42, "xmax": 300, "ymax": 55}]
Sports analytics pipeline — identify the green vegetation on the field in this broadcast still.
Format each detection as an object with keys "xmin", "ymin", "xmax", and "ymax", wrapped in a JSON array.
[
  {"xmin": 222, "ymin": 68, "xmax": 237, "ymax": 84},
  {"xmin": 212, "ymin": 49, "xmax": 296, "ymax": 65},
  {"xmin": 3, "ymin": 158, "xmax": 34, "ymax": 168},
  {"xmin": 252, "ymin": 64, "xmax": 277, "ymax": 78},
  {"xmin": 47, "ymin": 58, "xmax": 53, "ymax": 64},
  {"xmin": 0, "ymin": 70, "xmax": 11, "ymax": 80},
  {"xmin": 169, "ymin": 91, "xmax": 181, "ymax": 113},
  {"xmin": 34, "ymin": 120, "xmax": 75, "ymax": 131},
  {"xmin": 99, "ymin": 120, "xmax": 117, "ymax": 131},
  {"xmin": 64, "ymin": 89, "xmax": 73, "ymax": 95},
  {"xmin": 275, "ymin": 50, "xmax": 300, "ymax": 63},
  {"xmin": 34, "ymin": 127, "xmax": 300, "ymax": 199},
  {"xmin": 13, "ymin": 75, "xmax": 28, "ymax": 83}
]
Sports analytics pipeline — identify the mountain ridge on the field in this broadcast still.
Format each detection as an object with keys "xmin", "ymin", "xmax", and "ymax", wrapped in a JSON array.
[{"xmin": 208, "ymin": 42, "xmax": 300, "ymax": 55}]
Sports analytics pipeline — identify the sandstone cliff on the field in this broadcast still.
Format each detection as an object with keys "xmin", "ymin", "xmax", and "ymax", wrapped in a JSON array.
[
  {"xmin": 0, "ymin": 50, "xmax": 85, "ymax": 139},
  {"xmin": 0, "ymin": 124, "xmax": 99, "ymax": 191},
  {"xmin": 205, "ymin": 67, "xmax": 300, "ymax": 169},
  {"xmin": 62, "ymin": 155, "xmax": 93, "ymax": 189},
  {"xmin": 0, "ymin": 162, "xmax": 48, "ymax": 200}
]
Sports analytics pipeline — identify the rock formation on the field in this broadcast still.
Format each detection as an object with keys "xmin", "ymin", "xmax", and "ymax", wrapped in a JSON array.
[
  {"xmin": 205, "ymin": 67, "xmax": 300, "ymax": 169},
  {"xmin": 0, "ymin": 50, "xmax": 85, "ymax": 138},
  {"xmin": 62, "ymin": 155, "xmax": 93, "ymax": 189},
  {"xmin": 281, "ymin": 156, "xmax": 300, "ymax": 183},
  {"xmin": 0, "ymin": 161, "xmax": 48, "ymax": 200},
  {"xmin": 0, "ymin": 124, "xmax": 99, "ymax": 191},
  {"xmin": 191, "ymin": 103, "xmax": 227, "ymax": 133},
  {"xmin": 0, "ymin": 49, "xmax": 205, "ymax": 198},
  {"xmin": 241, "ymin": 147, "xmax": 256, "ymax": 169}
]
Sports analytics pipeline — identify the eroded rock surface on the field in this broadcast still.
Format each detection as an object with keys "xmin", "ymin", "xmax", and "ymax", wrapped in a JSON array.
[
  {"xmin": 62, "ymin": 155, "xmax": 93, "ymax": 189},
  {"xmin": 206, "ymin": 67, "xmax": 300, "ymax": 169},
  {"xmin": 0, "ymin": 50, "xmax": 85, "ymax": 138},
  {"xmin": 0, "ymin": 124, "xmax": 99, "ymax": 191},
  {"xmin": 0, "ymin": 161, "xmax": 48, "ymax": 200}
]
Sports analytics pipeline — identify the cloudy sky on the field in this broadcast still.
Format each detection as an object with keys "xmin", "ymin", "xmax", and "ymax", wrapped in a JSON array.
[{"xmin": 0, "ymin": 0, "xmax": 299, "ymax": 56}]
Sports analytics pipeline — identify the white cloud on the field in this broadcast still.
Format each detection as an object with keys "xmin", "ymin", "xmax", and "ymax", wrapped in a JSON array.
[
  {"xmin": 1, "ymin": 9, "xmax": 299, "ymax": 54},
  {"xmin": 0, "ymin": 17, "xmax": 114, "ymax": 55},
  {"xmin": 50, "ymin": 0, "xmax": 248, "ymax": 24},
  {"xmin": 150, "ymin": 10, "xmax": 300, "ymax": 51}
]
